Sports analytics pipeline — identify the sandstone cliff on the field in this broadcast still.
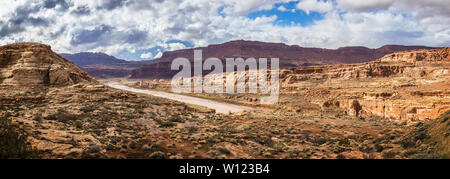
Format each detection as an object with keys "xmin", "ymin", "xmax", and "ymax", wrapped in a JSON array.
[
  {"xmin": 130, "ymin": 40, "xmax": 435, "ymax": 79},
  {"xmin": 182, "ymin": 47, "xmax": 449, "ymax": 122},
  {"xmin": 0, "ymin": 43, "xmax": 96, "ymax": 86},
  {"xmin": 279, "ymin": 48, "xmax": 450, "ymax": 121}
]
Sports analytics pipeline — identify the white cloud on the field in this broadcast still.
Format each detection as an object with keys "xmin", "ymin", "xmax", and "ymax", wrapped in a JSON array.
[
  {"xmin": 0, "ymin": 0, "xmax": 448, "ymax": 60},
  {"xmin": 222, "ymin": 0, "xmax": 290, "ymax": 16},
  {"xmin": 167, "ymin": 42, "xmax": 187, "ymax": 51},
  {"xmin": 277, "ymin": 5, "xmax": 288, "ymax": 12},
  {"xmin": 140, "ymin": 52, "xmax": 153, "ymax": 59},
  {"xmin": 336, "ymin": 0, "xmax": 394, "ymax": 12},
  {"xmin": 154, "ymin": 51, "xmax": 163, "ymax": 59},
  {"xmin": 296, "ymin": 0, "xmax": 333, "ymax": 14}
]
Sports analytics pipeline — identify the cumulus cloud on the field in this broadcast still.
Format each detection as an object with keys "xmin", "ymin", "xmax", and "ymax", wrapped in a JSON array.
[
  {"xmin": 71, "ymin": 5, "xmax": 91, "ymax": 16},
  {"xmin": 277, "ymin": 5, "xmax": 288, "ymax": 12},
  {"xmin": 297, "ymin": 0, "xmax": 333, "ymax": 14},
  {"xmin": 0, "ymin": 0, "xmax": 448, "ymax": 60},
  {"xmin": 336, "ymin": 0, "xmax": 394, "ymax": 12},
  {"xmin": 154, "ymin": 51, "xmax": 163, "ymax": 59},
  {"xmin": 221, "ymin": 0, "xmax": 290, "ymax": 16},
  {"xmin": 140, "ymin": 52, "xmax": 152, "ymax": 59},
  {"xmin": 43, "ymin": 0, "xmax": 71, "ymax": 10},
  {"xmin": 167, "ymin": 42, "xmax": 187, "ymax": 51}
]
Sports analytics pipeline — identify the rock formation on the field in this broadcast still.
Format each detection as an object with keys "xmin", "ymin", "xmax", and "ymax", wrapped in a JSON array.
[
  {"xmin": 0, "ymin": 43, "xmax": 96, "ymax": 86},
  {"xmin": 60, "ymin": 52, "xmax": 129, "ymax": 66},
  {"xmin": 130, "ymin": 40, "xmax": 435, "ymax": 79},
  {"xmin": 60, "ymin": 52, "xmax": 149, "ymax": 78},
  {"xmin": 188, "ymin": 47, "xmax": 449, "ymax": 122},
  {"xmin": 1, "ymin": 43, "xmax": 447, "ymax": 159},
  {"xmin": 277, "ymin": 48, "xmax": 450, "ymax": 121}
]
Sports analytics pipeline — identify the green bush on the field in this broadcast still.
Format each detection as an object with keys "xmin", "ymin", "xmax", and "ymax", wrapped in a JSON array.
[{"xmin": 0, "ymin": 114, "xmax": 39, "ymax": 159}]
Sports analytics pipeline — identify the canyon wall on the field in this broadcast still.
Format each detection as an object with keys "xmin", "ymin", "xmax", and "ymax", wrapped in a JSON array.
[
  {"xmin": 279, "ymin": 47, "xmax": 449, "ymax": 121},
  {"xmin": 0, "ymin": 43, "xmax": 96, "ymax": 86}
]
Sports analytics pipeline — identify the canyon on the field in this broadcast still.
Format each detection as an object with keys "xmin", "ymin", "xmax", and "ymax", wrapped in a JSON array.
[
  {"xmin": 130, "ymin": 40, "xmax": 435, "ymax": 79},
  {"xmin": 1, "ymin": 42, "xmax": 448, "ymax": 159},
  {"xmin": 61, "ymin": 40, "xmax": 435, "ymax": 79},
  {"xmin": 279, "ymin": 47, "xmax": 450, "ymax": 121},
  {"xmin": 133, "ymin": 47, "xmax": 449, "ymax": 122}
]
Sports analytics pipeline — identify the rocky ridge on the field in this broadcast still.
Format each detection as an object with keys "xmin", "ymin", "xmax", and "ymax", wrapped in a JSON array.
[
  {"xmin": 1, "ymin": 43, "xmax": 448, "ymax": 159},
  {"xmin": 0, "ymin": 43, "xmax": 95, "ymax": 86},
  {"xmin": 130, "ymin": 40, "xmax": 435, "ymax": 79},
  {"xmin": 159, "ymin": 47, "xmax": 449, "ymax": 122},
  {"xmin": 279, "ymin": 47, "xmax": 450, "ymax": 121}
]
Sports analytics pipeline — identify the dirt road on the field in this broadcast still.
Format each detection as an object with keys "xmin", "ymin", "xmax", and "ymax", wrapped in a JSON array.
[{"xmin": 104, "ymin": 82, "xmax": 252, "ymax": 114}]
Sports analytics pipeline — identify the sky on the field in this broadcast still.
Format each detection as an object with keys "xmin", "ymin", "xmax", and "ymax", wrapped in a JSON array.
[{"xmin": 0, "ymin": 0, "xmax": 449, "ymax": 60}]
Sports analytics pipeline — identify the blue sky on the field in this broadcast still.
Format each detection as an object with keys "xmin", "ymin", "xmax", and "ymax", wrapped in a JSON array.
[
  {"xmin": 118, "ymin": 40, "xmax": 194, "ymax": 61},
  {"xmin": 120, "ymin": 1, "xmax": 328, "ymax": 60},
  {"xmin": 119, "ymin": 1, "xmax": 327, "ymax": 60},
  {"xmin": 248, "ymin": 1, "xmax": 324, "ymax": 26},
  {"xmin": 0, "ymin": 0, "xmax": 449, "ymax": 61},
  {"xmin": 115, "ymin": 1, "xmax": 330, "ymax": 60}
]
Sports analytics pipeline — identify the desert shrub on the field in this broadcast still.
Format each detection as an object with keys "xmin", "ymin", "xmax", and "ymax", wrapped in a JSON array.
[
  {"xmin": 359, "ymin": 144, "xmax": 374, "ymax": 153},
  {"xmin": 215, "ymin": 146, "xmax": 231, "ymax": 155},
  {"xmin": 154, "ymin": 119, "xmax": 176, "ymax": 128},
  {"xmin": 0, "ymin": 114, "xmax": 39, "ymax": 159},
  {"xmin": 310, "ymin": 137, "xmax": 328, "ymax": 145},
  {"xmin": 218, "ymin": 125, "xmax": 238, "ymax": 134},
  {"xmin": 411, "ymin": 153, "xmax": 446, "ymax": 159},
  {"xmin": 440, "ymin": 110, "xmax": 450, "ymax": 123},
  {"xmin": 246, "ymin": 134, "xmax": 274, "ymax": 147},
  {"xmin": 32, "ymin": 113, "xmax": 43, "ymax": 121},
  {"xmin": 207, "ymin": 146, "xmax": 231, "ymax": 158},
  {"xmin": 45, "ymin": 109, "xmax": 82, "ymax": 123},
  {"xmin": 148, "ymin": 151, "xmax": 167, "ymax": 159},
  {"xmin": 168, "ymin": 114, "xmax": 184, "ymax": 123},
  {"xmin": 382, "ymin": 151, "xmax": 398, "ymax": 159},
  {"xmin": 401, "ymin": 149, "xmax": 418, "ymax": 157},
  {"xmin": 338, "ymin": 138, "xmax": 350, "ymax": 146},
  {"xmin": 80, "ymin": 106, "xmax": 95, "ymax": 113},
  {"xmin": 187, "ymin": 126, "xmax": 198, "ymax": 133},
  {"xmin": 398, "ymin": 125, "xmax": 429, "ymax": 149},
  {"xmin": 336, "ymin": 154, "xmax": 346, "ymax": 159},
  {"xmin": 399, "ymin": 139, "xmax": 417, "ymax": 149},
  {"xmin": 74, "ymin": 120, "xmax": 83, "ymax": 129},
  {"xmin": 374, "ymin": 144, "xmax": 384, "ymax": 152}
]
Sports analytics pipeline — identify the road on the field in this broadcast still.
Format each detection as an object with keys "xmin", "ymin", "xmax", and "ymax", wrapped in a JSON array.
[{"xmin": 104, "ymin": 82, "xmax": 252, "ymax": 114}]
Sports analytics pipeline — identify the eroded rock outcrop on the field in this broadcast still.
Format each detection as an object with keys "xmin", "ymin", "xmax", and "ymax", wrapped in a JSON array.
[
  {"xmin": 130, "ymin": 40, "xmax": 434, "ymax": 79},
  {"xmin": 191, "ymin": 47, "xmax": 449, "ymax": 122},
  {"xmin": 0, "ymin": 43, "xmax": 96, "ymax": 86},
  {"xmin": 279, "ymin": 48, "xmax": 449, "ymax": 121}
]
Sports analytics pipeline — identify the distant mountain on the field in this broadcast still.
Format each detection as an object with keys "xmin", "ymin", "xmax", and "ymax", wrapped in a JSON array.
[
  {"xmin": 130, "ymin": 40, "xmax": 436, "ymax": 79},
  {"xmin": 60, "ymin": 52, "xmax": 129, "ymax": 66},
  {"xmin": 60, "ymin": 52, "xmax": 149, "ymax": 78}
]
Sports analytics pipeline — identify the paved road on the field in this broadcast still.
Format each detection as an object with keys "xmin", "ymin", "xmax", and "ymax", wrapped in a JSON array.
[{"xmin": 104, "ymin": 82, "xmax": 252, "ymax": 114}]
